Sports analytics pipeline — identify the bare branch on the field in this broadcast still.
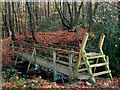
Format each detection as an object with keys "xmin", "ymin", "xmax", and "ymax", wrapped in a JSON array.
[{"xmin": 106, "ymin": 2, "xmax": 120, "ymax": 9}]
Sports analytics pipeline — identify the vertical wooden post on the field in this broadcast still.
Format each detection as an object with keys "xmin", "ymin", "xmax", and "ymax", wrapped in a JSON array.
[
  {"xmin": 94, "ymin": 33, "xmax": 105, "ymax": 73},
  {"xmin": 69, "ymin": 52, "xmax": 73, "ymax": 81},
  {"xmin": 34, "ymin": 47, "xmax": 36, "ymax": 63},
  {"xmin": 73, "ymin": 33, "xmax": 89, "ymax": 79},
  {"xmin": 53, "ymin": 50, "xmax": 57, "ymax": 81},
  {"xmin": 98, "ymin": 33, "xmax": 105, "ymax": 50},
  {"xmin": 32, "ymin": 43, "xmax": 36, "ymax": 63},
  {"xmin": 106, "ymin": 56, "xmax": 109, "ymax": 64}
]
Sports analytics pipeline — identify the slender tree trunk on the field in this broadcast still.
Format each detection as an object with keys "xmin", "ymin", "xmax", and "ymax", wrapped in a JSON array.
[
  {"xmin": 17, "ymin": 2, "xmax": 22, "ymax": 34},
  {"xmin": 26, "ymin": 2, "xmax": 36, "ymax": 41},
  {"xmin": 35, "ymin": 3, "xmax": 39, "ymax": 26},
  {"xmin": 8, "ymin": 2, "xmax": 16, "ymax": 41},
  {"xmin": 88, "ymin": 2, "xmax": 92, "ymax": 32},
  {"xmin": 3, "ymin": 2, "xmax": 9, "ymax": 37},
  {"xmin": 44, "ymin": 2, "xmax": 47, "ymax": 18},
  {"xmin": 12, "ymin": 2, "xmax": 19, "ymax": 35},
  {"xmin": 47, "ymin": 1, "xmax": 50, "ymax": 17},
  {"xmin": 82, "ymin": 1, "xmax": 85, "ymax": 28},
  {"xmin": 118, "ymin": 1, "xmax": 120, "ymax": 29}
]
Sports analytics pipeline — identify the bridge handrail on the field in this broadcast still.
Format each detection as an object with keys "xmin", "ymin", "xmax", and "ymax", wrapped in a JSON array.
[
  {"xmin": 21, "ymin": 41, "xmax": 79, "ymax": 54},
  {"xmin": 24, "ymin": 39, "xmax": 79, "ymax": 50}
]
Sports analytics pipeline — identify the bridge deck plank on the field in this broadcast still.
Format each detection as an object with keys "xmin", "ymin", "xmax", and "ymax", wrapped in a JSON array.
[{"xmin": 17, "ymin": 52, "xmax": 70, "ymax": 75}]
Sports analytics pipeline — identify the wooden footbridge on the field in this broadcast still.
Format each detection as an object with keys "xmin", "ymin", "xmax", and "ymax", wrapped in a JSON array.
[{"xmin": 13, "ymin": 33, "xmax": 112, "ymax": 85}]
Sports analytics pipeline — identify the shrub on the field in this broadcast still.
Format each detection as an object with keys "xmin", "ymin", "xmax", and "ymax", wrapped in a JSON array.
[
  {"xmin": 89, "ymin": 20, "xmax": 120, "ymax": 77},
  {"xmin": 40, "ymin": 17, "xmax": 63, "ymax": 31}
]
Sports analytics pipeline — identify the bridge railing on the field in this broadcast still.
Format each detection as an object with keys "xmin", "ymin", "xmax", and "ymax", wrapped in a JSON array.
[{"xmin": 14, "ymin": 40, "xmax": 80, "ymax": 80}]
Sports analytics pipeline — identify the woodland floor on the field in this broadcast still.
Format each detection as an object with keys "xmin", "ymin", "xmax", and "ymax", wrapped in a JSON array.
[{"xmin": 1, "ymin": 29, "xmax": 120, "ymax": 89}]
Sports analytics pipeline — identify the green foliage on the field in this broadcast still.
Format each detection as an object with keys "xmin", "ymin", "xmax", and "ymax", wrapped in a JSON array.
[
  {"xmin": 40, "ymin": 17, "xmax": 63, "ymax": 31},
  {"xmin": 89, "ymin": 4, "xmax": 120, "ymax": 76},
  {"xmin": 1, "ymin": 68, "xmax": 18, "ymax": 81}
]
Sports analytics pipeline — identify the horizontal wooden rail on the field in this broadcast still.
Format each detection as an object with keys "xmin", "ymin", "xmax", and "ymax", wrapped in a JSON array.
[
  {"xmin": 24, "ymin": 39, "xmax": 79, "ymax": 49},
  {"xmin": 20, "ymin": 41, "xmax": 79, "ymax": 54}
]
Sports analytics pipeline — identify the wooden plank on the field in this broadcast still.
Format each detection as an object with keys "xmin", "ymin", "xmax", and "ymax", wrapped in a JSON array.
[
  {"xmin": 37, "ymin": 54, "xmax": 69, "ymax": 66},
  {"xmin": 93, "ymin": 70, "xmax": 111, "ymax": 77},
  {"xmin": 18, "ymin": 52, "xmax": 70, "ymax": 75},
  {"xmin": 24, "ymin": 39, "xmax": 79, "ymax": 49},
  {"xmin": 86, "ymin": 52, "xmax": 102, "ymax": 56},
  {"xmin": 87, "ymin": 55, "xmax": 105, "ymax": 59},
  {"xmin": 73, "ymin": 60, "xmax": 94, "ymax": 65},
  {"xmin": 90, "ymin": 63, "xmax": 108, "ymax": 68},
  {"xmin": 21, "ymin": 41, "xmax": 79, "ymax": 54},
  {"xmin": 57, "ymin": 54, "xmax": 69, "ymax": 59},
  {"xmin": 78, "ymin": 68, "xmax": 87, "ymax": 72}
]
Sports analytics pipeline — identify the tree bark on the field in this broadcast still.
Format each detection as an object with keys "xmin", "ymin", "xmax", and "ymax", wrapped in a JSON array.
[
  {"xmin": 3, "ymin": 2, "xmax": 9, "ymax": 37},
  {"xmin": 88, "ymin": 2, "xmax": 92, "ymax": 32},
  {"xmin": 26, "ymin": 2, "xmax": 36, "ymax": 41},
  {"xmin": 8, "ymin": 2, "xmax": 16, "ymax": 41},
  {"xmin": 12, "ymin": 2, "xmax": 19, "ymax": 35},
  {"xmin": 118, "ymin": 1, "xmax": 120, "ymax": 29},
  {"xmin": 47, "ymin": 1, "xmax": 50, "ymax": 17}
]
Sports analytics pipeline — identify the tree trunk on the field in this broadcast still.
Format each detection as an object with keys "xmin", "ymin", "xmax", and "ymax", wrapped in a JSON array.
[
  {"xmin": 47, "ymin": 1, "xmax": 50, "ymax": 17},
  {"xmin": 118, "ymin": 1, "xmax": 120, "ymax": 29},
  {"xmin": 12, "ymin": 2, "xmax": 19, "ymax": 35},
  {"xmin": 88, "ymin": 2, "xmax": 92, "ymax": 32},
  {"xmin": 8, "ymin": 2, "xmax": 16, "ymax": 41},
  {"xmin": 44, "ymin": 2, "xmax": 47, "ymax": 18},
  {"xmin": 17, "ymin": 2, "xmax": 22, "ymax": 34},
  {"xmin": 26, "ymin": 2, "xmax": 36, "ymax": 41},
  {"xmin": 3, "ymin": 2, "xmax": 9, "ymax": 37}
]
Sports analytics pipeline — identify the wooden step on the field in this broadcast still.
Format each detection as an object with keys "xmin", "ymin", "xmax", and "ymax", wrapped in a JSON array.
[
  {"xmin": 87, "ymin": 55, "xmax": 105, "ymax": 59},
  {"xmin": 90, "ymin": 63, "xmax": 108, "ymax": 68},
  {"xmin": 78, "ymin": 68, "xmax": 87, "ymax": 72},
  {"xmin": 93, "ymin": 70, "xmax": 111, "ymax": 77},
  {"xmin": 86, "ymin": 52, "xmax": 101, "ymax": 56}
]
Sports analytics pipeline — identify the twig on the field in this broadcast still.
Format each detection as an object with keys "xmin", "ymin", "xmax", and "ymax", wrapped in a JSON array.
[{"xmin": 106, "ymin": 2, "xmax": 120, "ymax": 9}]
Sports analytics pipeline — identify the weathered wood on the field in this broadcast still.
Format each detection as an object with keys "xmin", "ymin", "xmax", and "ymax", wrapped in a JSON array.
[
  {"xmin": 18, "ymin": 52, "xmax": 70, "ymax": 75},
  {"xmin": 87, "ymin": 55, "xmax": 105, "ymax": 59},
  {"xmin": 37, "ymin": 54, "xmax": 69, "ymax": 66},
  {"xmin": 69, "ymin": 52, "xmax": 73, "ymax": 81},
  {"xmin": 83, "ymin": 51, "xmax": 96, "ymax": 84},
  {"xmin": 93, "ymin": 70, "xmax": 111, "ymax": 77},
  {"xmin": 22, "ymin": 41, "xmax": 79, "ymax": 54},
  {"xmin": 94, "ymin": 34, "xmax": 105, "ymax": 73},
  {"xmin": 90, "ymin": 63, "xmax": 108, "ymax": 68},
  {"xmin": 98, "ymin": 33, "xmax": 105, "ymax": 49},
  {"xmin": 14, "ymin": 33, "xmax": 112, "ymax": 85},
  {"xmin": 78, "ymin": 68, "xmax": 87, "ymax": 72},
  {"xmin": 73, "ymin": 33, "xmax": 89, "ymax": 79},
  {"xmin": 27, "ymin": 61, "xmax": 31, "ymax": 71},
  {"xmin": 53, "ymin": 50, "xmax": 57, "ymax": 81}
]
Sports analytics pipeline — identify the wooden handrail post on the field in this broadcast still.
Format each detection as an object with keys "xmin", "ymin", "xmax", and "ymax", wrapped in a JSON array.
[
  {"xmin": 94, "ymin": 34, "xmax": 105, "ymax": 73},
  {"xmin": 34, "ymin": 47, "xmax": 37, "ymax": 63},
  {"xmin": 69, "ymin": 52, "xmax": 73, "ymax": 81},
  {"xmin": 73, "ymin": 33, "xmax": 89, "ymax": 79},
  {"xmin": 98, "ymin": 33, "xmax": 105, "ymax": 50},
  {"xmin": 53, "ymin": 50, "xmax": 57, "ymax": 81}
]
